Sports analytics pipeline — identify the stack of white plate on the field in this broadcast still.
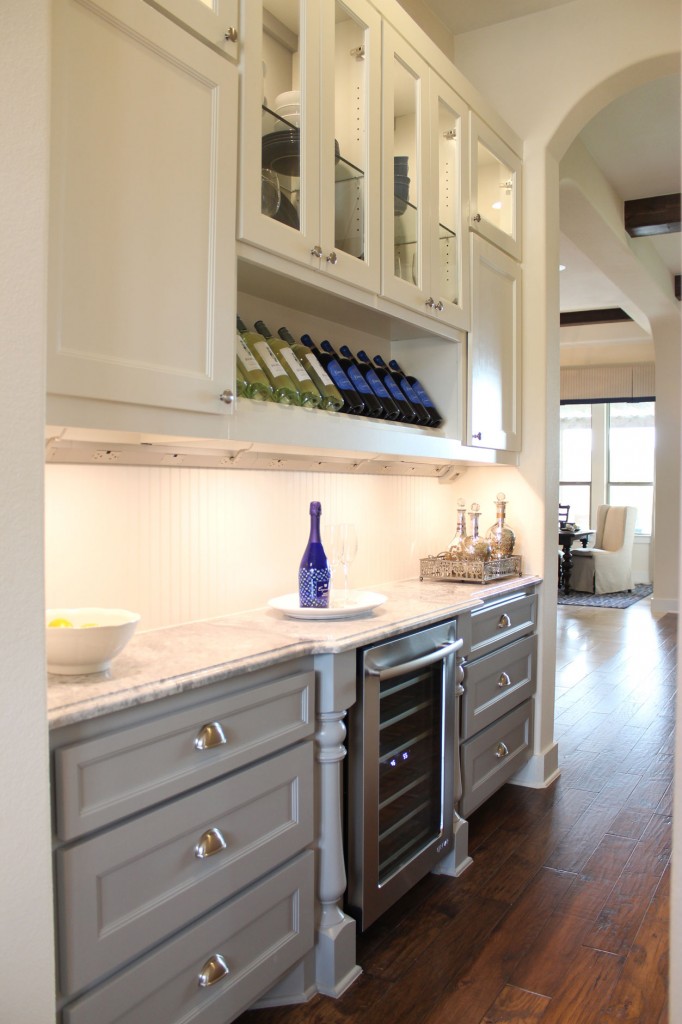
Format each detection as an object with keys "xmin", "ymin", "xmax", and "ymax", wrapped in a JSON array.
[{"xmin": 274, "ymin": 90, "xmax": 300, "ymax": 127}]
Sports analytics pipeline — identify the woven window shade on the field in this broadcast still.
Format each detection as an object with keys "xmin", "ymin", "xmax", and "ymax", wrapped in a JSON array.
[{"xmin": 560, "ymin": 363, "xmax": 655, "ymax": 402}]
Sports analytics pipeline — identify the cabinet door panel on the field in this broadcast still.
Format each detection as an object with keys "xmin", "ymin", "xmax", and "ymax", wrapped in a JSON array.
[
  {"xmin": 238, "ymin": 0, "xmax": 322, "ymax": 266},
  {"xmin": 49, "ymin": 0, "xmax": 236, "ymax": 416},
  {"xmin": 469, "ymin": 234, "xmax": 521, "ymax": 451},
  {"xmin": 318, "ymin": 0, "xmax": 381, "ymax": 292},
  {"xmin": 63, "ymin": 851, "xmax": 313, "ymax": 1024},
  {"xmin": 460, "ymin": 699, "xmax": 533, "ymax": 818},
  {"xmin": 54, "ymin": 670, "xmax": 314, "ymax": 840},
  {"xmin": 57, "ymin": 742, "xmax": 313, "ymax": 995},
  {"xmin": 470, "ymin": 114, "xmax": 522, "ymax": 259}
]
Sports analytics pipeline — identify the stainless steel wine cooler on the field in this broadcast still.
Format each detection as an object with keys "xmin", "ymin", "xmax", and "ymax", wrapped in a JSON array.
[{"xmin": 345, "ymin": 620, "xmax": 464, "ymax": 930}]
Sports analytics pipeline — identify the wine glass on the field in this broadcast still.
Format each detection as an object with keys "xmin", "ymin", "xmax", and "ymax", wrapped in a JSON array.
[{"xmin": 327, "ymin": 523, "xmax": 358, "ymax": 606}]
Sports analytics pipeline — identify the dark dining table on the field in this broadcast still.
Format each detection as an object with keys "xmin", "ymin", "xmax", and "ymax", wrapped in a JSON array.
[{"xmin": 558, "ymin": 529, "xmax": 595, "ymax": 595}]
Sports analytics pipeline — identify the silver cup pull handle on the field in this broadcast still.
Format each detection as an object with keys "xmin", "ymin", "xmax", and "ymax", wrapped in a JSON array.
[
  {"xmin": 495, "ymin": 742, "xmax": 509, "ymax": 759},
  {"xmin": 498, "ymin": 672, "xmax": 512, "ymax": 688},
  {"xmin": 194, "ymin": 721, "xmax": 227, "ymax": 750},
  {"xmin": 497, "ymin": 613, "xmax": 511, "ymax": 630},
  {"xmin": 194, "ymin": 827, "xmax": 228, "ymax": 859},
  {"xmin": 198, "ymin": 953, "xmax": 230, "ymax": 988}
]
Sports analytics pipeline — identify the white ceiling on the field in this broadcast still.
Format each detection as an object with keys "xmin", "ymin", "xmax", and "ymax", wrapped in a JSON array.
[{"xmin": 412, "ymin": 0, "xmax": 681, "ymax": 316}]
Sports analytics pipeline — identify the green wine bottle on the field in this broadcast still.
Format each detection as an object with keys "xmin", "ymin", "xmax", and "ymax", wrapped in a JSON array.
[
  {"xmin": 253, "ymin": 320, "xmax": 322, "ymax": 408},
  {"xmin": 234, "ymin": 323, "xmax": 273, "ymax": 402},
  {"xmin": 277, "ymin": 326, "xmax": 345, "ymax": 412},
  {"xmin": 237, "ymin": 316, "xmax": 300, "ymax": 406}
]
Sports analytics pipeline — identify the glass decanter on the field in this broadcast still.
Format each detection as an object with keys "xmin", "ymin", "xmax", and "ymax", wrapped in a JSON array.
[
  {"xmin": 447, "ymin": 500, "xmax": 468, "ymax": 560},
  {"xmin": 463, "ymin": 503, "xmax": 492, "ymax": 562},
  {"xmin": 485, "ymin": 492, "xmax": 516, "ymax": 559}
]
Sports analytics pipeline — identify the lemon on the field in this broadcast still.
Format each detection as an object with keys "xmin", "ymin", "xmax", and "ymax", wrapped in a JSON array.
[{"xmin": 48, "ymin": 618, "xmax": 73, "ymax": 628}]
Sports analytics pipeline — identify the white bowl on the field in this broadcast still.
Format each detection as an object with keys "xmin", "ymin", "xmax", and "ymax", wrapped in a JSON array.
[
  {"xmin": 46, "ymin": 607, "xmax": 140, "ymax": 675},
  {"xmin": 274, "ymin": 90, "xmax": 300, "ymax": 109}
]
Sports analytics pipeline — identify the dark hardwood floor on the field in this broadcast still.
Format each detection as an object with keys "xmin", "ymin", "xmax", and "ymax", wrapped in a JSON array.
[{"xmin": 243, "ymin": 600, "xmax": 676, "ymax": 1024}]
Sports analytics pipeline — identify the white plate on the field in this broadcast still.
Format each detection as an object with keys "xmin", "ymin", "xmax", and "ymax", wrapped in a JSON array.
[{"xmin": 268, "ymin": 590, "xmax": 387, "ymax": 620}]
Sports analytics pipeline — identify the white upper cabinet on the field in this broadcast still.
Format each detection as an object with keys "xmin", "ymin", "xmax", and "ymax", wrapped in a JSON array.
[
  {"xmin": 381, "ymin": 27, "xmax": 469, "ymax": 331},
  {"xmin": 468, "ymin": 234, "xmax": 521, "ymax": 452},
  {"xmin": 48, "ymin": 0, "xmax": 237, "ymax": 419},
  {"xmin": 143, "ymin": 0, "xmax": 240, "ymax": 58},
  {"xmin": 238, "ymin": 0, "xmax": 381, "ymax": 294},
  {"xmin": 470, "ymin": 114, "xmax": 522, "ymax": 260}
]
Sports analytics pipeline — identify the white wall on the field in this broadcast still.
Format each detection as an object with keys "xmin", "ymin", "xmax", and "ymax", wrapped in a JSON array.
[
  {"xmin": 0, "ymin": 1, "xmax": 56, "ymax": 1020},
  {"xmin": 44, "ymin": 464, "xmax": 511, "ymax": 630}
]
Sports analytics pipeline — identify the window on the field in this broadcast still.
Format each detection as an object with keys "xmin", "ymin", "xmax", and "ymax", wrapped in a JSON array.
[
  {"xmin": 608, "ymin": 401, "xmax": 655, "ymax": 535},
  {"xmin": 559, "ymin": 403, "xmax": 591, "ymax": 529},
  {"xmin": 559, "ymin": 399, "xmax": 655, "ymax": 536}
]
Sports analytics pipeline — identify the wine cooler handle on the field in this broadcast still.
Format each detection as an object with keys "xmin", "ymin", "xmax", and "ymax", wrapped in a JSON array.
[{"xmin": 367, "ymin": 637, "xmax": 463, "ymax": 681}]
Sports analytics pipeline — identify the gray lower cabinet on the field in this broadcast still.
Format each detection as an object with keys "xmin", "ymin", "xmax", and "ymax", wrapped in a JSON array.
[
  {"xmin": 51, "ymin": 662, "xmax": 316, "ymax": 1023},
  {"xmin": 459, "ymin": 588, "xmax": 537, "ymax": 816}
]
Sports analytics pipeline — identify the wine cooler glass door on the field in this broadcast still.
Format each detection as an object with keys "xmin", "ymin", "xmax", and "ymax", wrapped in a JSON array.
[{"xmin": 346, "ymin": 622, "xmax": 462, "ymax": 931}]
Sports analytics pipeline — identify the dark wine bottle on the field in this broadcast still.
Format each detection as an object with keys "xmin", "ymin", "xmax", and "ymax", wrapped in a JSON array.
[
  {"xmin": 300, "ymin": 334, "xmax": 365, "ymax": 415},
  {"xmin": 320, "ymin": 341, "xmax": 383, "ymax": 418},
  {"xmin": 253, "ymin": 320, "xmax": 321, "ymax": 408},
  {"xmin": 355, "ymin": 349, "xmax": 411, "ymax": 421},
  {"xmin": 360, "ymin": 351, "xmax": 418, "ymax": 423},
  {"xmin": 388, "ymin": 358, "xmax": 443, "ymax": 427},
  {"xmin": 298, "ymin": 501, "xmax": 331, "ymax": 608},
  {"xmin": 339, "ymin": 345, "xmax": 400, "ymax": 420},
  {"xmin": 278, "ymin": 327, "xmax": 344, "ymax": 412},
  {"xmin": 373, "ymin": 354, "xmax": 430, "ymax": 425}
]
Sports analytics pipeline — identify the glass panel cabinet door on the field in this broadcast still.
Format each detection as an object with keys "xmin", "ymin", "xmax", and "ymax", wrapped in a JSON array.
[
  {"xmin": 381, "ymin": 26, "xmax": 429, "ymax": 312},
  {"xmin": 470, "ymin": 113, "xmax": 522, "ymax": 260},
  {"xmin": 239, "ymin": 0, "xmax": 322, "ymax": 266},
  {"xmin": 427, "ymin": 72, "xmax": 469, "ymax": 331},
  {"xmin": 318, "ymin": 0, "xmax": 381, "ymax": 292}
]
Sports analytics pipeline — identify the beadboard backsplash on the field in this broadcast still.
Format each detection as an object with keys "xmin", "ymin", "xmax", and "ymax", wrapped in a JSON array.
[{"xmin": 45, "ymin": 464, "xmax": 469, "ymax": 631}]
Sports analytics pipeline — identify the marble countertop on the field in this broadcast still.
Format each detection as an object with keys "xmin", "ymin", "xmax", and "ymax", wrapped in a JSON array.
[{"xmin": 47, "ymin": 575, "xmax": 541, "ymax": 730}]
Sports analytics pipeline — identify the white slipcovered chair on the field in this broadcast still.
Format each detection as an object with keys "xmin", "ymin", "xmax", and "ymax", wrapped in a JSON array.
[{"xmin": 570, "ymin": 505, "xmax": 637, "ymax": 595}]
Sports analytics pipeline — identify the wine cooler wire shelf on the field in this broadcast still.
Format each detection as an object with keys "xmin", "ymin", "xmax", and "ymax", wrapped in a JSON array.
[{"xmin": 420, "ymin": 554, "xmax": 522, "ymax": 583}]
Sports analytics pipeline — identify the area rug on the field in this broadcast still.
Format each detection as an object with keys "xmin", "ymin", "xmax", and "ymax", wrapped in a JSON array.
[{"xmin": 557, "ymin": 584, "xmax": 653, "ymax": 608}]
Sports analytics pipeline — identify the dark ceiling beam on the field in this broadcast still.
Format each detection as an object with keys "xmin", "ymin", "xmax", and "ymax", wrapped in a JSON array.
[
  {"xmin": 624, "ymin": 193, "xmax": 681, "ymax": 237},
  {"xmin": 560, "ymin": 308, "xmax": 633, "ymax": 327}
]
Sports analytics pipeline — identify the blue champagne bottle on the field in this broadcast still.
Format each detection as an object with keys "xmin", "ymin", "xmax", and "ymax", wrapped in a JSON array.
[{"xmin": 298, "ymin": 501, "xmax": 331, "ymax": 608}]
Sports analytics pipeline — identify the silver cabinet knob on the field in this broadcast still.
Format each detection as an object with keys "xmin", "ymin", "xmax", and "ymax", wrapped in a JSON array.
[
  {"xmin": 497, "ymin": 613, "xmax": 512, "ymax": 630},
  {"xmin": 326, "ymin": 251, "xmax": 338, "ymax": 265},
  {"xmin": 425, "ymin": 297, "xmax": 435, "ymax": 308},
  {"xmin": 473, "ymin": 213, "xmax": 482, "ymax": 223},
  {"xmin": 224, "ymin": 27, "xmax": 238, "ymax": 42},
  {"xmin": 194, "ymin": 721, "xmax": 227, "ymax": 750},
  {"xmin": 198, "ymin": 953, "xmax": 230, "ymax": 988},
  {"xmin": 219, "ymin": 389, "xmax": 234, "ymax": 405},
  {"xmin": 310, "ymin": 245, "xmax": 323, "ymax": 259},
  {"xmin": 434, "ymin": 300, "xmax": 444, "ymax": 312},
  {"xmin": 472, "ymin": 431, "xmax": 482, "ymax": 441},
  {"xmin": 194, "ymin": 827, "xmax": 228, "ymax": 859},
  {"xmin": 495, "ymin": 741, "xmax": 509, "ymax": 759},
  {"xmin": 498, "ymin": 672, "xmax": 512, "ymax": 688}
]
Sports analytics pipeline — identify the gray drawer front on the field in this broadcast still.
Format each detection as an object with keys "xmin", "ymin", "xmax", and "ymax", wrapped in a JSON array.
[
  {"xmin": 55, "ymin": 669, "xmax": 314, "ymax": 840},
  {"xmin": 460, "ymin": 699, "xmax": 533, "ymax": 818},
  {"xmin": 461, "ymin": 634, "xmax": 536, "ymax": 740},
  {"xmin": 63, "ymin": 850, "xmax": 314, "ymax": 1024},
  {"xmin": 469, "ymin": 591, "xmax": 536, "ymax": 659},
  {"xmin": 58, "ymin": 741, "xmax": 313, "ymax": 996}
]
